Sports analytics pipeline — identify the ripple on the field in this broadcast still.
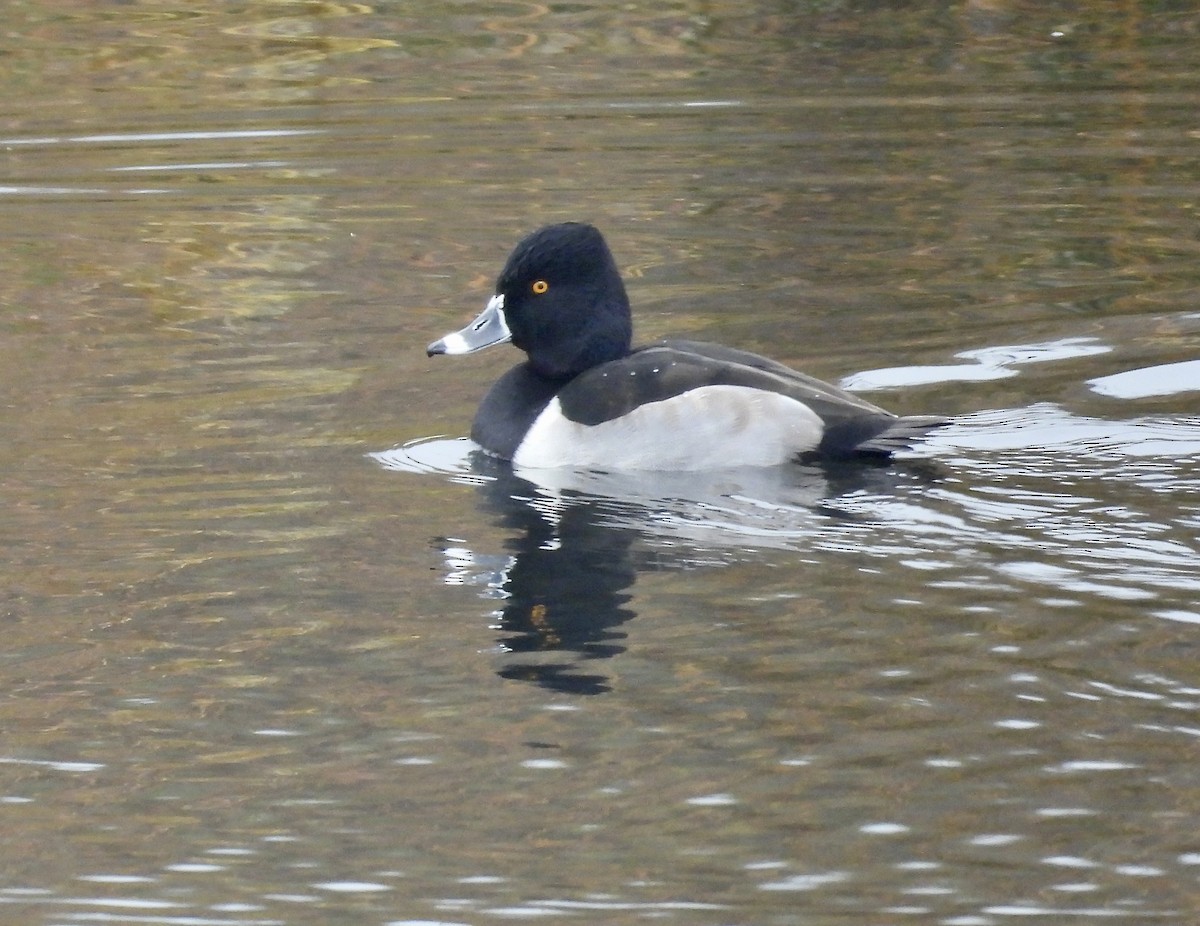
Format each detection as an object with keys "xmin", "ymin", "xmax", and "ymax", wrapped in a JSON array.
[
  {"xmin": 1045, "ymin": 761, "xmax": 1141, "ymax": 773},
  {"xmin": 0, "ymin": 757, "xmax": 104, "ymax": 773},
  {"xmin": 759, "ymin": 871, "xmax": 851, "ymax": 891},
  {"xmin": 861, "ymin": 822, "xmax": 911, "ymax": 835},
  {"xmin": 368, "ymin": 438, "xmax": 487, "ymax": 483},
  {"xmin": 686, "ymin": 792, "xmax": 738, "ymax": 806},
  {"xmin": 931, "ymin": 403, "xmax": 1200, "ymax": 460}
]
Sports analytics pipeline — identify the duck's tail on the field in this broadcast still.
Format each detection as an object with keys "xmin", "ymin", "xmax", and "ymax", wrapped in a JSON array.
[{"xmin": 856, "ymin": 415, "xmax": 951, "ymax": 458}]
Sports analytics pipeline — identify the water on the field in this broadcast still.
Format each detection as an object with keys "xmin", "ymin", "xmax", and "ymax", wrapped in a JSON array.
[{"xmin": 2, "ymin": 1, "xmax": 1199, "ymax": 924}]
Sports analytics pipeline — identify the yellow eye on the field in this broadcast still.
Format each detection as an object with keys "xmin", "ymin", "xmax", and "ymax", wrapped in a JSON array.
[{"xmin": 531, "ymin": 280, "xmax": 549, "ymax": 294}]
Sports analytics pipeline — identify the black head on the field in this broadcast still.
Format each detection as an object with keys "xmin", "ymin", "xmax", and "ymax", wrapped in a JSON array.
[{"xmin": 494, "ymin": 223, "xmax": 633, "ymax": 379}]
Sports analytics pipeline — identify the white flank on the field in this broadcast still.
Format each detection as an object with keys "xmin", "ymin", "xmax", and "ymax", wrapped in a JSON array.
[{"xmin": 512, "ymin": 385, "xmax": 824, "ymax": 470}]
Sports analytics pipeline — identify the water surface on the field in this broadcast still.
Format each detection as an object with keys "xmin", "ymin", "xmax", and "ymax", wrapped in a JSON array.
[{"xmin": 2, "ymin": 2, "xmax": 1199, "ymax": 924}]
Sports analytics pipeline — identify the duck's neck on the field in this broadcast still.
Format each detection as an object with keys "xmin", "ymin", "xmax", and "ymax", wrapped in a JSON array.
[{"xmin": 529, "ymin": 295, "xmax": 632, "ymax": 379}]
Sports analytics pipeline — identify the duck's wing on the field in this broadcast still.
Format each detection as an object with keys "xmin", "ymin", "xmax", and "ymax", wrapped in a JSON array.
[
  {"xmin": 555, "ymin": 340, "xmax": 946, "ymax": 459},
  {"xmin": 654, "ymin": 339, "xmax": 891, "ymax": 411}
]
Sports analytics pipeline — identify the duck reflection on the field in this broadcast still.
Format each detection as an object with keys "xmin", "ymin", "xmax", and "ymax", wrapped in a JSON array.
[
  {"xmin": 467, "ymin": 460, "xmax": 638, "ymax": 695},
  {"xmin": 440, "ymin": 451, "xmax": 863, "ymax": 696},
  {"xmin": 377, "ymin": 438, "xmax": 940, "ymax": 695}
]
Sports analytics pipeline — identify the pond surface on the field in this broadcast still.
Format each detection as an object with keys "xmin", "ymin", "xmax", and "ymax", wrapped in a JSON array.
[{"xmin": 2, "ymin": 2, "xmax": 1200, "ymax": 924}]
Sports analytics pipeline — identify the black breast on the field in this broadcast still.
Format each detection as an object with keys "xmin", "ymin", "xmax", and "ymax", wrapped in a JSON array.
[{"xmin": 470, "ymin": 363, "xmax": 564, "ymax": 460}]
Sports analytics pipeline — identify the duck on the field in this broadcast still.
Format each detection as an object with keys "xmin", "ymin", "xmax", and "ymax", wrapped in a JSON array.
[{"xmin": 427, "ymin": 222, "xmax": 948, "ymax": 470}]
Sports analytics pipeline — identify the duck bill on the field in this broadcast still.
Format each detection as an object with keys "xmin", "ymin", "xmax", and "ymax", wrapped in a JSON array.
[{"xmin": 427, "ymin": 294, "xmax": 511, "ymax": 356}]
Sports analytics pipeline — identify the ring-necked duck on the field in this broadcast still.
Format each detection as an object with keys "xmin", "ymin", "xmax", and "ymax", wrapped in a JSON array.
[{"xmin": 427, "ymin": 223, "xmax": 947, "ymax": 469}]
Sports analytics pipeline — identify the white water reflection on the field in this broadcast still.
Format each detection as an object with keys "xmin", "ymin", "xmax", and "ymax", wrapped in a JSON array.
[
  {"xmin": 1089, "ymin": 358, "xmax": 1200, "ymax": 399},
  {"xmin": 841, "ymin": 337, "xmax": 1112, "ymax": 390}
]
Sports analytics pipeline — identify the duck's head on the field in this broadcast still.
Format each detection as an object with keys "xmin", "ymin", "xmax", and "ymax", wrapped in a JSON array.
[{"xmin": 427, "ymin": 223, "xmax": 633, "ymax": 379}]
